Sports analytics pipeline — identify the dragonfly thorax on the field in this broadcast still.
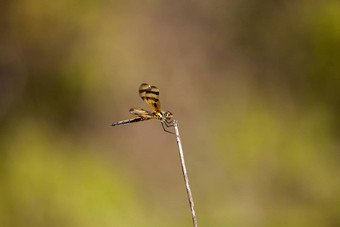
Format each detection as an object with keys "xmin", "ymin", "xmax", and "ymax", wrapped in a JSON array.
[{"xmin": 154, "ymin": 111, "xmax": 164, "ymax": 120}]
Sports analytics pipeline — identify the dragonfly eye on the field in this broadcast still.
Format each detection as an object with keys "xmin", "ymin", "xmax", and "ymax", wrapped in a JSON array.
[{"xmin": 164, "ymin": 111, "xmax": 173, "ymax": 120}]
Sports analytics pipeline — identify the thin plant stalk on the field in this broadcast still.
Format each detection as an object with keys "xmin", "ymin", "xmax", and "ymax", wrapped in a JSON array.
[{"xmin": 173, "ymin": 120, "xmax": 197, "ymax": 227}]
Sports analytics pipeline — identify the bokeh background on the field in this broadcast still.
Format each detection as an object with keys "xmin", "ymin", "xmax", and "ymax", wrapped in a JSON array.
[{"xmin": 1, "ymin": 0, "xmax": 340, "ymax": 226}]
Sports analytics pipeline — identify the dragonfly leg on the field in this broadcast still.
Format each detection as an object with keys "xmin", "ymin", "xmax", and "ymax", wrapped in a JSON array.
[
  {"xmin": 164, "ymin": 120, "xmax": 175, "ymax": 127},
  {"xmin": 161, "ymin": 122, "xmax": 175, "ymax": 134}
]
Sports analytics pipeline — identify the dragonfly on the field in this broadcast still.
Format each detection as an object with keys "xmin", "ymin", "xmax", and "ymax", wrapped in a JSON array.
[{"xmin": 111, "ymin": 83, "xmax": 174, "ymax": 134}]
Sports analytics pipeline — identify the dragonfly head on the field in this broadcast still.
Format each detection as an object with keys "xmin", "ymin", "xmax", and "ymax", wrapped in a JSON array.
[{"xmin": 164, "ymin": 111, "xmax": 173, "ymax": 121}]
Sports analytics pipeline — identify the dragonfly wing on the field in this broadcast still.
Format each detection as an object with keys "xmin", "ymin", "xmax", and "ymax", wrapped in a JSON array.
[
  {"xmin": 139, "ymin": 83, "xmax": 161, "ymax": 111},
  {"xmin": 129, "ymin": 108, "xmax": 154, "ymax": 119}
]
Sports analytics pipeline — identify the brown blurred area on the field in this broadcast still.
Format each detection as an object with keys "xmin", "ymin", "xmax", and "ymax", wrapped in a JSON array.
[{"xmin": 1, "ymin": 0, "xmax": 339, "ymax": 226}]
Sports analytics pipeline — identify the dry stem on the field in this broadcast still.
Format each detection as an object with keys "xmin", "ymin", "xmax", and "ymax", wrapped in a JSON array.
[{"xmin": 173, "ymin": 120, "xmax": 197, "ymax": 227}]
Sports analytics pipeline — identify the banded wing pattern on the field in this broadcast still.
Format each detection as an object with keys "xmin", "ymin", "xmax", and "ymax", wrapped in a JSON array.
[
  {"xmin": 111, "ymin": 83, "xmax": 174, "ymax": 134},
  {"xmin": 129, "ymin": 107, "xmax": 153, "ymax": 118},
  {"xmin": 139, "ymin": 83, "xmax": 160, "ymax": 111}
]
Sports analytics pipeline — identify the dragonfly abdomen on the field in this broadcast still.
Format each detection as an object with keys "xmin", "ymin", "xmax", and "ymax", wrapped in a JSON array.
[{"xmin": 112, "ymin": 118, "xmax": 145, "ymax": 126}]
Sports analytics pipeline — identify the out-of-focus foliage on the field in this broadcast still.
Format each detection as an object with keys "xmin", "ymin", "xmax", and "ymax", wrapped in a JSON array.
[{"xmin": 0, "ymin": 0, "xmax": 339, "ymax": 226}]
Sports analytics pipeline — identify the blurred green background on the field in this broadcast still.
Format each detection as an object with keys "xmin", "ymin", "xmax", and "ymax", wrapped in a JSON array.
[{"xmin": 1, "ymin": 0, "xmax": 340, "ymax": 226}]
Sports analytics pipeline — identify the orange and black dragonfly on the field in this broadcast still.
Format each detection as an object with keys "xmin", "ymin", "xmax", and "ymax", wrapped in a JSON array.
[{"xmin": 111, "ymin": 83, "xmax": 174, "ymax": 134}]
